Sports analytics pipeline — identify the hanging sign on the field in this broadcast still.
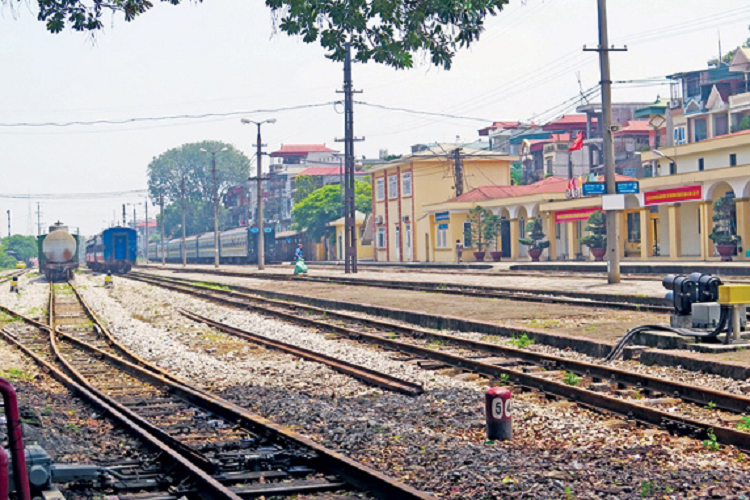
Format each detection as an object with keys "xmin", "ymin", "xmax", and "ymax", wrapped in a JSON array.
[
  {"xmin": 264, "ymin": 227, "xmax": 273, "ymax": 233},
  {"xmin": 582, "ymin": 182, "xmax": 606, "ymax": 196},
  {"xmin": 435, "ymin": 212, "xmax": 450, "ymax": 221},
  {"xmin": 644, "ymin": 185, "xmax": 702, "ymax": 206},
  {"xmin": 555, "ymin": 207, "xmax": 601, "ymax": 223},
  {"xmin": 616, "ymin": 181, "xmax": 640, "ymax": 194},
  {"xmin": 250, "ymin": 228, "xmax": 260, "ymax": 233},
  {"xmin": 438, "ymin": 223, "xmax": 449, "ymax": 229}
]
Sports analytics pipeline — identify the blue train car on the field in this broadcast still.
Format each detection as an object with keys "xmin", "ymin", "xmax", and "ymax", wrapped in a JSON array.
[{"xmin": 86, "ymin": 227, "xmax": 137, "ymax": 273}]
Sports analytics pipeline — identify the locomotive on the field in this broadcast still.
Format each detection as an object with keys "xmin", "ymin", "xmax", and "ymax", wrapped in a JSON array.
[
  {"xmin": 37, "ymin": 222, "xmax": 83, "ymax": 281},
  {"xmin": 85, "ymin": 227, "xmax": 138, "ymax": 273}
]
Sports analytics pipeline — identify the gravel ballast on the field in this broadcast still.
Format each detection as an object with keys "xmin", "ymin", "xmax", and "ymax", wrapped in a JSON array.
[{"xmin": 72, "ymin": 274, "xmax": 750, "ymax": 499}]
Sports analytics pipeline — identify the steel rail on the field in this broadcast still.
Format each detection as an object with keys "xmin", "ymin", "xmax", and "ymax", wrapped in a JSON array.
[
  {"xmin": 126, "ymin": 272, "xmax": 750, "ymax": 450},
  {"xmin": 0, "ymin": 323, "xmax": 243, "ymax": 500},
  {"xmin": 177, "ymin": 308, "xmax": 423, "ymax": 396},
  {"xmin": 29, "ymin": 283, "xmax": 433, "ymax": 500}
]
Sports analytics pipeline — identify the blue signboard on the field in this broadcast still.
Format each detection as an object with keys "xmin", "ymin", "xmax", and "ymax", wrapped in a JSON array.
[
  {"xmin": 435, "ymin": 212, "xmax": 450, "ymax": 221},
  {"xmin": 250, "ymin": 228, "xmax": 260, "ymax": 233},
  {"xmin": 438, "ymin": 223, "xmax": 449, "ymax": 229},
  {"xmin": 264, "ymin": 227, "xmax": 272, "ymax": 233},
  {"xmin": 616, "ymin": 181, "xmax": 640, "ymax": 194},
  {"xmin": 582, "ymin": 183, "xmax": 606, "ymax": 196}
]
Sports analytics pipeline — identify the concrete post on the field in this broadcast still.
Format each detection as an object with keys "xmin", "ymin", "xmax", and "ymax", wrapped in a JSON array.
[
  {"xmin": 546, "ymin": 212, "xmax": 557, "ymax": 261},
  {"xmin": 566, "ymin": 221, "xmax": 577, "ymax": 260},
  {"xmin": 735, "ymin": 198, "xmax": 750, "ymax": 260},
  {"xmin": 699, "ymin": 201, "xmax": 713, "ymax": 261},
  {"xmin": 668, "ymin": 203, "xmax": 682, "ymax": 259},
  {"xmin": 509, "ymin": 219, "xmax": 519, "ymax": 261},
  {"xmin": 639, "ymin": 207, "xmax": 652, "ymax": 260}
]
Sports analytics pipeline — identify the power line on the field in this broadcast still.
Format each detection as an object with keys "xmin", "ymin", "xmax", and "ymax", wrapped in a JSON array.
[
  {"xmin": 0, "ymin": 189, "xmax": 148, "ymax": 199},
  {"xmin": 0, "ymin": 102, "xmax": 338, "ymax": 128}
]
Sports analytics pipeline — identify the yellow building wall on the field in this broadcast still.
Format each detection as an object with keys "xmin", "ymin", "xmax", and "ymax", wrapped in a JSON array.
[
  {"xmin": 333, "ymin": 221, "xmax": 373, "ymax": 260},
  {"xmin": 372, "ymin": 158, "xmax": 512, "ymax": 262}
]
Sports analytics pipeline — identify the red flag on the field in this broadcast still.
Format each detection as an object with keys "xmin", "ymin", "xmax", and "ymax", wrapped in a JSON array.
[{"xmin": 568, "ymin": 131, "xmax": 584, "ymax": 152}]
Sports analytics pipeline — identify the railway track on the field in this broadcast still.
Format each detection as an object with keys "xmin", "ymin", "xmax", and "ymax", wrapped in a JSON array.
[
  {"xmin": 0, "ymin": 282, "xmax": 432, "ymax": 500},
  {"xmin": 161, "ymin": 266, "xmax": 671, "ymax": 313},
  {"xmin": 126, "ymin": 271, "xmax": 750, "ymax": 451}
]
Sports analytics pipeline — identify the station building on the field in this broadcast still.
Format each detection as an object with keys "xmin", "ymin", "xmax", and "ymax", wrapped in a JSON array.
[{"xmin": 368, "ymin": 145, "xmax": 517, "ymax": 262}]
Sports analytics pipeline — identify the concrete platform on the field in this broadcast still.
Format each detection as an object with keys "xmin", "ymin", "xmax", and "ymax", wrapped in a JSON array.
[
  {"xmin": 688, "ymin": 342, "xmax": 750, "ymax": 353},
  {"xmin": 511, "ymin": 261, "xmax": 750, "ymax": 277}
]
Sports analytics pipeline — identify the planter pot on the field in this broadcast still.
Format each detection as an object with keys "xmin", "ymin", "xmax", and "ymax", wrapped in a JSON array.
[
  {"xmin": 591, "ymin": 247, "xmax": 606, "ymax": 262},
  {"xmin": 716, "ymin": 244, "xmax": 736, "ymax": 262},
  {"xmin": 528, "ymin": 248, "xmax": 543, "ymax": 262},
  {"xmin": 490, "ymin": 251, "xmax": 502, "ymax": 262},
  {"xmin": 473, "ymin": 252, "xmax": 486, "ymax": 262}
]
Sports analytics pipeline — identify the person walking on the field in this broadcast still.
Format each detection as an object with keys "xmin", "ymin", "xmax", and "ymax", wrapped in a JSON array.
[
  {"xmin": 455, "ymin": 239, "xmax": 463, "ymax": 263},
  {"xmin": 294, "ymin": 244, "xmax": 304, "ymax": 262}
]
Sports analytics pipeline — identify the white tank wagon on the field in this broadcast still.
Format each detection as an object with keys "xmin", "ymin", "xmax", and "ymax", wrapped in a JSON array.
[{"xmin": 37, "ymin": 222, "xmax": 82, "ymax": 281}]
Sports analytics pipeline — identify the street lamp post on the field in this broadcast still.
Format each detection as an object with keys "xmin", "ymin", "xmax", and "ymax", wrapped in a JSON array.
[
  {"xmin": 241, "ymin": 118, "xmax": 276, "ymax": 270},
  {"xmin": 201, "ymin": 147, "xmax": 229, "ymax": 269},
  {"xmin": 653, "ymin": 149, "xmax": 677, "ymax": 175}
]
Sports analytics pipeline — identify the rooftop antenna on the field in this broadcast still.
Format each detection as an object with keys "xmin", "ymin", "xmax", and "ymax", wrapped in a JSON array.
[{"xmin": 718, "ymin": 29, "xmax": 723, "ymax": 66}]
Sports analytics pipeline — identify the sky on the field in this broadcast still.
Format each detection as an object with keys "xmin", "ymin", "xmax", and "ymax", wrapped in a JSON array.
[{"xmin": 1, "ymin": 0, "xmax": 749, "ymax": 236}]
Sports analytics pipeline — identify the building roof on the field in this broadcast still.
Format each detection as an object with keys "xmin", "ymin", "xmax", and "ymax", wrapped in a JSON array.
[
  {"xmin": 368, "ymin": 145, "xmax": 516, "ymax": 172},
  {"xmin": 297, "ymin": 167, "xmax": 368, "ymax": 177},
  {"xmin": 542, "ymin": 114, "xmax": 597, "ymax": 131},
  {"xmin": 270, "ymin": 144, "xmax": 338, "ymax": 157},
  {"xmin": 615, "ymin": 120, "xmax": 651, "ymax": 135},
  {"xmin": 529, "ymin": 133, "xmax": 571, "ymax": 152},
  {"xmin": 445, "ymin": 174, "xmax": 634, "ymax": 203},
  {"xmin": 330, "ymin": 210, "xmax": 367, "ymax": 226},
  {"xmin": 478, "ymin": 121, "xmax": 521, "ymax": 136}
]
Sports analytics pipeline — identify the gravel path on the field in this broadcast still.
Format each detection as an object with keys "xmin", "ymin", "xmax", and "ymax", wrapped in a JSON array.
[{"xmin": 77, "ymin": 274, "xmax": 750, "ymax": 499}]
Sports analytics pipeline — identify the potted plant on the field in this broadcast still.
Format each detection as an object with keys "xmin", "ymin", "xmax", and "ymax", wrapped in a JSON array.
[
  {"xmin": 580, "ymin": 210, "xmax": 607, "ymax": 261},
  {"xmin": 519, "ymin": 218, "xmax": 550, "ymax": 262},
  {"xmin": 485, "ymin": 213, "xmax": 503, "ymax": 261},
  {"xmin": 710, "ymin": 196, "xmax": 740, "ymax": 261},
  {"xmin": 467, "ymin": 206, "xmax": 489, "ymax": 261}
]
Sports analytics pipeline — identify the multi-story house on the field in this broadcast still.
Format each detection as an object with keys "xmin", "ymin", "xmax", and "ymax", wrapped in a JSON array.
[{"xmin": 369, "ymin": 145, "xmax": 517, "ymax": 262}]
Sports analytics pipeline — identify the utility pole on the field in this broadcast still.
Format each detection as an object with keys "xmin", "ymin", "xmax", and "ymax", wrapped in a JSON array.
[
  {"xmin": 35, "ymin": 202, "xmax": 42, "ymax": 236},
  {"xmin": 241, "ymin": 118, "xmax": 276, "ymax": 270},
  {"xmin": 122, "ymin": 204, "xmax": 126, "ymax": 226},
  {"xmin": 6, "ymin": 210, "xmax": 10, "ymax": 237},
  {"xmin": 160, "ymin": 192, "xmax": 165, "ymax": 266},
  {"xmin": 585, "ymin": 0, "xmax": 626, "ymax": 284},
  {"xmin": 335, "ymin": 43, "xmax": 364, "ymax": 274},
  {"xmin": 453, "ymin": 149, "xmax": 464, "ymax": 196},
  {"xmin": 201, "ymin": 147, "xmax": 228, "ymax": 269},
  {"xmin": 144, "ymin": 199, "xmax": 149, "ymax": 266},
  {"xmin": 181, "ymin": 176, "xmax": 187, "ymax": 267}
]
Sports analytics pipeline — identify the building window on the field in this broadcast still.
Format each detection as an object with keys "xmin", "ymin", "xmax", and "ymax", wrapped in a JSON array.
[
  {"xmin": 730, "ymin": 153, "xmax": 737, "ymax": 166},
  {"xmin": 377, "ymin": 227, "xmax": 386, "ymax": 248},
  {"xmin": 698, "ymin": 158, "xmax": 704, "ymax": 171},
  {"xmin": 402, "ymin": 172, "xmax": 412, "ymax": 197},
  {"xmin": 463, "ymin": 221, "xmax": 472, "ymax": 248},
  {"xmin": 673, "ymin": 126, "xmax": 686, "ymax": 146},
  {"xmin": 669, "ymin": 162, "xmax": 676, "ymax": 175},
  {"xmin": 437, "ymin": 225, "xmax": 448, "ymax": 249},
  {"xmin": 388, "ymin": 175, "xmax": 398, "ymax": 199},
  {"xmin": 376, "ymin": 178, "xmax": 385, "ymax": 201}
]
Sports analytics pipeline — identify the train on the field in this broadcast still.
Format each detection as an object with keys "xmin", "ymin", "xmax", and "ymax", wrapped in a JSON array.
[
  {"xmin": 149, "ymin": 227, "xmax": 276, "ymax": 265},
  {"xmin": 37, "ymin": 222, "xmax": 83, "ymax": 281},
  {"xmin": 85, "ymin": 227, "xmax": 138, "ymax": 273}
]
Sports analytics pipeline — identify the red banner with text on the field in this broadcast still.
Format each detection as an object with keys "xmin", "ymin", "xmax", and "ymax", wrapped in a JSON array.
[
  {"xmin": 644, "ymin": 185, "xmax": 702, "ymax": 206},
  {"xmin": 555, "ymin": 207, "xmax": 601, "ymax": 223}
]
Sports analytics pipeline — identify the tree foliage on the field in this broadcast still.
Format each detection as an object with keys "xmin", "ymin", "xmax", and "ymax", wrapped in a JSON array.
[
  {"xmin": 466, "ymin": 205, "xmax": 492, "ymax": 252},
  {"xmin": 710, "ymin": 196, "xmax": 740, "ymax": 246},
  {"xmin": 292, "ymin": 181, "xmax": 371, "ymax": 241},
  {"xmin": 29, "ymin": 0, "xmax": 509, "ymax": 69},
  {"xmin": 147, "ymin": 141, "xmax": 250, "ymax": 205},
  {"xmin": 580, "ymin": 211, "xmax": 607, "ymax": 249},
  {"xmin": 294, "ymin": 176, "xmax": 325, "ymax": 204},
  {"xmin": 0, "ymin": 235, "xmax": 37, "ymax": 268},
  {"xmin": 519, "ymin": 218, "xmax": 549, "ymax": 250}
]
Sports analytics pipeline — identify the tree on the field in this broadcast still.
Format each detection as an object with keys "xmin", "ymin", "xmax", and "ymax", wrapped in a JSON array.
[
  {"xmin": 739, "ymin": 115, "xmax": 750, "ymax": 132},
  {"xmin": 519, "ymin": 219, "xmax": 549, "ymax": 250},
  {"xmin": 483, "ymin": 212, "xmax": 501, "ymax": 252},
  {"xmin": 709, "ymin": 196, "xmax": 740, "ymax": 246},
  {"xmin": 292, "ymin": 180, "xmax": 371, "ymax": 241},
  {"xmin": 30, "ymin": 0, "xmax": 509, "ymax": 69},
  {"xmin": 466, "ymin": 205, "xmax": 490, "ymax": 252},
  {"xmin": 580, "ymin": 211, "xmax": 607, "ymax": 249},
  {"xmin": 147, "ymin": 141, "xmax": 250, "ymax": 206},
  {"xmin": 294, "ymin": 176, "xmax": 325, "ymax": 204},
  {"xmin": 2, "ymin": 235, "xmax": 38, "ymax": 263},
  {"xmin": 0, "ymin": 242, "xmax": 17, "ymax": 269}
]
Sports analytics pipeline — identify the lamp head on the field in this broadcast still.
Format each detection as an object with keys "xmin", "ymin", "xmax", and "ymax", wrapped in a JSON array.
[
  {"xmin": 240, "ymin": 118, "xmax": 252, "ymax": 124},
  {"xmin": 200, "ymin": 148, "xmax": 208, "ymax": 153},
  {"xmin": 266, "ymin": 118, "xmax": 277, "ymax": 124}
]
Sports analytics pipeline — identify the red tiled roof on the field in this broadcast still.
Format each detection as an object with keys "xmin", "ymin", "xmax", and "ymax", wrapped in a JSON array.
[
  {"xmin": 478, "ymin": 121, "xmax": 521, "ymax": 136},
  {"xmin": 297, "ymin": 167, "xmax": 367, "ymax": 177},
  {"xmin": 137, "ymin": 221, "xmax": 158, "ymax": 228},
  {"xmin": 529, "ymin": 134, "xmax": 572, "ymax": 152},
  {"xmin": 543, "ymin": 114, "xmax": 597, "ymax": 131},
  {"xmin": 446, "ymin": 174, "xmax": 634, "ymax": 203},
  {"xmin": 615, "ymin": 120, "xmax": 651, "ymax": 135},
  {"xmin": 270, "ymin": 144, "xmax": 338, "ymax": 156}
]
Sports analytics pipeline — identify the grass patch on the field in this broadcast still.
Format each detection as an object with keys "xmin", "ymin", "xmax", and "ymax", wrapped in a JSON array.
[
  {"xmin": 702, "ymin": 428, "xmax": 720, "ymax": 451},
  {"xmin": 508, "ymin": 333, "xmax": 534, "ymax": 349},
  {"xmin": 563, "ymin": 371, "xmax": 580, "ymax": 386},
  {"xmin": 195, "ymin": 282, "xmax": 231, "ymax": 292},
  {"xmin": 736, "ymin": 416, "xmax": 750, "ymax": 432},
  {"xmin": 1, "ymin": 367, "xmax": 34, "ymax": 382}
]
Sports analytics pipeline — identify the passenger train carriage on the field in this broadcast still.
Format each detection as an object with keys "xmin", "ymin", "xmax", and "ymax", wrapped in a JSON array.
[{"xmin": 148, "ymin": 226, "xmax": 276, "ymax": 265}]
